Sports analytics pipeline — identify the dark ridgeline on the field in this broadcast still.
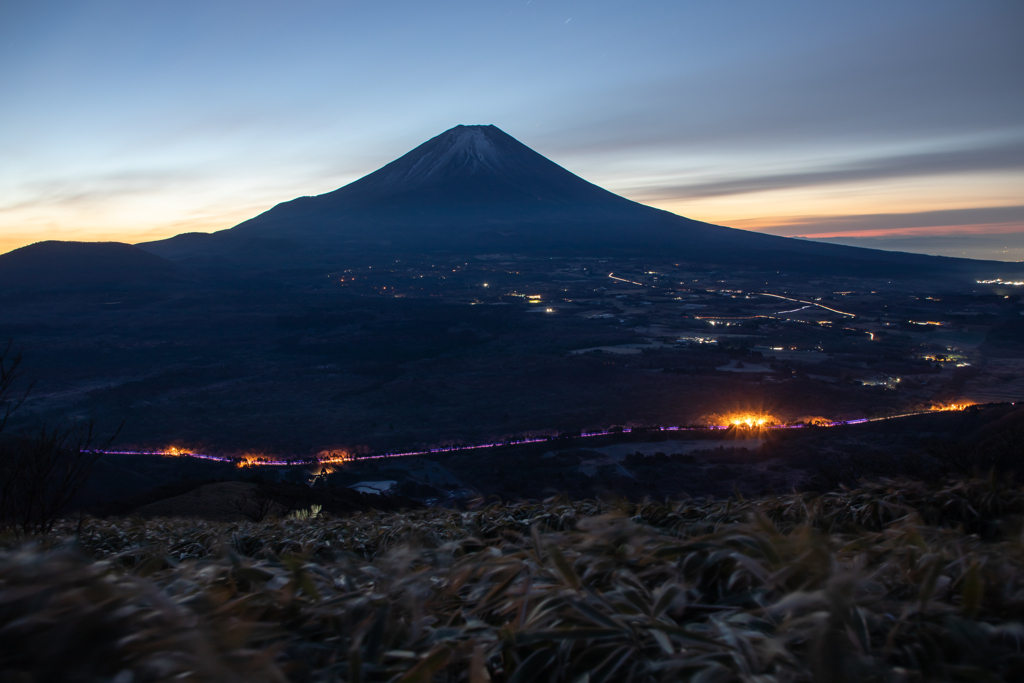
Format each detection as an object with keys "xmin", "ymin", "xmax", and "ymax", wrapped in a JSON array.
[
  {"xmin": 134, "ymin": 124, "xmax": 1022, "ymax": 278},
  {"xmin": 0, "ymin": 240, "xmax": 178, "ymax": 290}
]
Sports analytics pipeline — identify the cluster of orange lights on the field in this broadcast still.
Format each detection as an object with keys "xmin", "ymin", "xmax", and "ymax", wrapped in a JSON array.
[
  {"xmin": 235, "ymin": 454, "xmax": 270, "ymax": 468},
  {"xmin": 930, "ymin": 402, "xmax": 975, "ymax": 412},
  {"xmin": 232, "ymin": 450, "xmax": 353, "ymax": 468},
  {"xmin": 316, "ymin": 450, "xmax": 353, "ymax": 465},
  {"xmin": 152, "ymin": 446, "xmax": 354, "ymax": 469},
  {"xmin": 719, "ymin": 413, "xmax": 778, "ymax": 429}
]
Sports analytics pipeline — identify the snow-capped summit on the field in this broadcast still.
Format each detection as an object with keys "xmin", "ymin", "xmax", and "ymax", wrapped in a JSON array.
[
  {"xmin": 416, "ymin": 125, "xmax": 503, "ymax": 173},
  {"xmin": 334, "ymin": 124, "xmax": 633, "ymax": 209},
  {"xmin": 355, "ymin": 125, "xmax": 508, "ymax": 192}
]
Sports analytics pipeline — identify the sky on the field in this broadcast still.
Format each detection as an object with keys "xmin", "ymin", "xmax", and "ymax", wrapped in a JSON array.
[{"xmin": 1, "ymin": 0, "xmax": 1022, "ymax": 260}]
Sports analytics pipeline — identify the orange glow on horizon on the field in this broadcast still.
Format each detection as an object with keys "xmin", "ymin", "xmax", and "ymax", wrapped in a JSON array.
[
  {"xmin": 6, "ymin": 215, "xmax": 1020, "ymax": 258},
  {"xmin": 789, "ymin": 223, "xmax": 1024, "ymax": 240},
  {"xmin": 929, "ymin": 402, "xmax": 975, "ymax": 412}
]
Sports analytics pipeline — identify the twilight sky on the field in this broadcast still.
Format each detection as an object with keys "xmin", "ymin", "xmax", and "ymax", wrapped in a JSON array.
[{"xmin": 2, "ymin": 0, "xmax": 1022, "ymax": 260}]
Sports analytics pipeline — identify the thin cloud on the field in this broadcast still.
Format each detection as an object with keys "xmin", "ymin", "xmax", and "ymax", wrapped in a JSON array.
[
  {"xmin": 793, "ymin": 223, "xmax": 1024, "ymax": 240},
  {"xmin": 0, "ymin": 171, "xmax": 197, "ymax": 214},
  {"xmin": 745, "ymin": 205, "xmax": 1024, "ymax": 262},
  {"xmin": 748, "ymin": 205, "xmax": 1024, "ymax": 236},
  {"xmin": 626, "ymin": 141, "xmax": 1024, "ymax": 201},
  {"xmin": 539, "ymin": 5, "xmax": 1024, "ymax": 160}
]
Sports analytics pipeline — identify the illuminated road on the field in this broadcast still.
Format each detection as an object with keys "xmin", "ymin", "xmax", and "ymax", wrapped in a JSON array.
[
  {"xmin": 86, "ymin": 408, "xmax": 983, "ymax": 469},
  {"xmin": 607, "ymin": 272, "xmax": 648, "ymax": 287},
  {"xmin": 756, "ymin": 292, "xmax": 856, "ymax": 317}
]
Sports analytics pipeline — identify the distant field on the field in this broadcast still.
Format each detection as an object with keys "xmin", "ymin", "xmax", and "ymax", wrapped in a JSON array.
[
  {"xmin": 962, "ymin": 358, "xmax": 1024, "ymax": 403},
  {"xmin": 550, "ymin": 437, "xmax": 766, "ymax": 460},
  {"xmin": 1, "ymin": 256, "xmax": 1020, "ymax": 458}
]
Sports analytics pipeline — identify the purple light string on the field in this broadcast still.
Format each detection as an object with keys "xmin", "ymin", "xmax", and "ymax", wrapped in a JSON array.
[{"xmin": 83, "ymin": 414, "xmax": 906, "ymax": 468}]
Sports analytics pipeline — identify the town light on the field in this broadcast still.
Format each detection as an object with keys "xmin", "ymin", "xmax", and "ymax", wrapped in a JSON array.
[
  {"xmin": 929, "ymin": 402, "xmax": 975, "ymax": 412},
  {"xmin": 720, "ymin": 412, "xmax": 778, "ymax": 429}
]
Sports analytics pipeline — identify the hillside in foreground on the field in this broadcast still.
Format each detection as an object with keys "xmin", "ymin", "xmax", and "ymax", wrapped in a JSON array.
[{"xmin": 2, "ymin": 478, "xmax": 1023, "ymax": 682}]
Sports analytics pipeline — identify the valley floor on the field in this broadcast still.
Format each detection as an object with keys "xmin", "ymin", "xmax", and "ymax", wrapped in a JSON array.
[{"xmin": 5, "ymin": 256, "xmax": 1021, "ymax": 456}]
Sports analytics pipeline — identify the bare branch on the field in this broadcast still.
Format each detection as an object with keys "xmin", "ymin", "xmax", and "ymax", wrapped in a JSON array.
[
  {"xmin": 0, "ymin": 340, "xmax": 33, "ymax": 435},
  {"xmin": 0, "ymin": 419, "xmax": 113, "ymax": 535},
  {"xmin": 230, "ymin": 484, "xmax": 278, "ymax": 523}
]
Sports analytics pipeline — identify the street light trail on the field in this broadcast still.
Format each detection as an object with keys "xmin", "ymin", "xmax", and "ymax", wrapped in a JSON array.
[
  {"xmin": 608, "ymin": 272, "xmax": 647, "ymax": 287},
  {"xmin": 757, "ymin": 292, "xmax": 856, "ymax": 317}
]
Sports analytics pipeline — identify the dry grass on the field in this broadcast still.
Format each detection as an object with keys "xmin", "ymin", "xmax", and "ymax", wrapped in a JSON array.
[
  {"xmin": 2, "ymin": 478, "xmax": 1024, "ymax": 682},
  {"xmin": 132, "ymin": 481, "xmax": 262, "ymax": 521}
]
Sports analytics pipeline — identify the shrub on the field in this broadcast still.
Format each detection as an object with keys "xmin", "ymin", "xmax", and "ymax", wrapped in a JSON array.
[
  {"xmin": 0, "ymin": 343, "xmax": 118, "ymax": 535},
  {"xmin": 2, "ymin": 478, "xmax": 1023, "ymax": 681}
]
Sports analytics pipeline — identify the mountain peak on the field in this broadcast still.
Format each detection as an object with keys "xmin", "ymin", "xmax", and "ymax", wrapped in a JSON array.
[
  {"xmin": 325, "ymin": 123, "xmax": 633, "ymax": 214},
  {"xmin": 377, "ymin": 124, "xmax": 505, "ymax": 187},
  {"xmin": 205, "ymin": 123, "xmax": 665, "ymax": 252},
  {"xmin": 438, "ymin": 124, "xmax": 503, "ymax": 166}
]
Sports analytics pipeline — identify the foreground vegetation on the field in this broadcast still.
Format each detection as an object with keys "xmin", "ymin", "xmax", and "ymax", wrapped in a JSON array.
[{"xmin": 2, "ymin": 478, "xmax": 1024, "ymax": 682}]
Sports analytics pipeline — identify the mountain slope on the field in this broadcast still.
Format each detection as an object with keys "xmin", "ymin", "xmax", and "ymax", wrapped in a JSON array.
[
  {"xmin": 226, "ymin": 124, "xmax": 667, "ymax": 243},
  {"xmin": 139, "ymin": 125, "xmax": 1020, "ymax": 277}
]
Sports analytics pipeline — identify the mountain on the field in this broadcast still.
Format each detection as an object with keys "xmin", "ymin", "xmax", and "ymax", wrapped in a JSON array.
[
  {"xmin": 0, "ymin": 241, "xmax": 177, "ymax": 290},
  {"xmin": 139, "ymin": 125, "xmax": 1020, "ymax": 277}
]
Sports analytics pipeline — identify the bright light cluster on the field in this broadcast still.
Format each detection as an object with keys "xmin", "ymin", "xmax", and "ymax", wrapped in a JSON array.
[
  {"xmin": 723, "ymin": 413, "xmax": 777, "ymax": 429},
  {"xmin": 929, "ymin": 402, "xmax": 975, "ymax": 412},
  {"xmin": 235, "ymin": 453, "xmax": 269, "ymax": 468},
  {"xmin": 317, "ymin": 449, "xmax": 352, "ymax": 465}
]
